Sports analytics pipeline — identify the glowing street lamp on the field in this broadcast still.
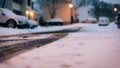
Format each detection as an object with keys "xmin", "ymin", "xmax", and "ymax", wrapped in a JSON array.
[
  {"xmin": 30, "ymin": 11, "xmax": 34, "ymax": 16},
  {"xmin": 69, "ymin": 3, "xmax": 74, "ymax": 24},
  {"xmin": 26, "ymin": 10, "xmax": 34, "ymax": 19},
  {"xmin": 26, "ymin": 10, "xmax": 30, "ymax": 19},
  {"xmin": 69, "ymin": 4, "xmax": 73, "ymax": 8},
  {"xmin": 26, "ymin": 10, "xmax": 30, "ymax": 15},
  {"xmin": 114, "ymin": 8, "xmax": 118, "ymax": 12}
]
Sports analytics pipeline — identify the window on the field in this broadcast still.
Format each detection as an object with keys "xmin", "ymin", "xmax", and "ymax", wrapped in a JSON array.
[
  {"xmin": 27, "ymin": 0, "xmax": 31, "ymax": 6},
  {"xmin": 0, "ymin": 0, "xmax": 4, "ymax": 8},
  {"xmin": 32, "ymin": 2, "xmax": 34, "ymax": 9},
  {"xmin": 13, "ymin": 0, "xmax": 22, "ymax": 5},
  {"xmin": 0, "ymin": 0, "xmax": 3, "ymax": 7},
  {"xmin": 13, "ymin": 9, "xmax": 22, "ymax": 15}
]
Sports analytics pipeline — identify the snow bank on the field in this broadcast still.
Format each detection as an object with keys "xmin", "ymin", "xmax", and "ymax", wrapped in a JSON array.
[
  {"xmin": 0, "ymin": 26, "xmax": 62, "ymax": 36},
  {"xmin": 47, "ymin": 18, "xmax": 63, "ymax": 22},
  {"xmin": 80, "ymin": 23, "xmax": 118, "ymax": 32},
  {"xmin": 0, "ymin": 23, "xmax": 87, "ymax": 36}
]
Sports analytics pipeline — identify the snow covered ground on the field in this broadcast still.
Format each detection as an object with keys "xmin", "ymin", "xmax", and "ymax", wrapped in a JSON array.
[
  {"xmin": 0, "ymin": 23, "xmax": 120, "ymax": 68},
  {"xmin": 0, "ymin": 23, "xmax": 87, "ymax": 36},
  {"xmin": 79, "ymin": 23, "xmax": 117, "ymax": 32}
]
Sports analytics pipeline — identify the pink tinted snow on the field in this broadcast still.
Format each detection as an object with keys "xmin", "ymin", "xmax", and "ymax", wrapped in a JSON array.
[{"xmin": 0, "ymin": 23, "xmax": 120, "ymax": 68}]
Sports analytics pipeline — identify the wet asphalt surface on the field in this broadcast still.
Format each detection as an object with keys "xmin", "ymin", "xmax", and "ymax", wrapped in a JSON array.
[{"xmin": 0, "ymin": 33, "xmax": 68, "ymax": 62}]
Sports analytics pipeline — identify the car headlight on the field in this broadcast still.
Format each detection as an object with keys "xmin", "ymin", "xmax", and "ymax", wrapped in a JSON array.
[{"xmin": 18, "ymin": 21, "xmax": 23, "ymax": 24}]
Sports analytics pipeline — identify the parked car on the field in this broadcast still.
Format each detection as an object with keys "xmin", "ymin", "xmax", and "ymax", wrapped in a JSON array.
[
  {"xmin": 0, "ymin": 8, "xmax": 28, "ymax": 28},
  {"xmin": 27, "ymin": 20, "xmax": 38, "ymax": 29},
  {"xmin": 47, "ymin": 18, "xmax": 63, "ymax": 26},
  {"xmin": 98, "ymin": 17, "xmax": 110, "ymax": 26}
]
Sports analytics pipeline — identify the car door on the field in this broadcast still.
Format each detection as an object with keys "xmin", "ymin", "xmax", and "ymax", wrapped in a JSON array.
[{"xmin": 0, "ymin": 9, "xmax": 7, "ymax": 23}]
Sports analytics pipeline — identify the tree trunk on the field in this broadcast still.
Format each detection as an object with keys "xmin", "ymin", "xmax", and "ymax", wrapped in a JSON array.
[{"xmin": 50, "ymin": 10, "xmax": 56, "ymax": 18}]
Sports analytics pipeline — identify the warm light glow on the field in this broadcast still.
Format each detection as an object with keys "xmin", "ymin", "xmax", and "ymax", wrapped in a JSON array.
[
  {"xmin": 26, "ymin": 10, "xmax": 34, "ymax": 19},
  {"xmin": 30, "ymin": 11, "xmax": 34, "ymax": 16},
  {"xmin": 69, "ymin": 4, "xmax": 73, "ymax": 8},
  {"xmin": 26, "ymin": 10, "xmax": 30, "ymax": 15},
  {"xmin": 114, "ymin": 8, "xmax": 118, "ymax": 12}
]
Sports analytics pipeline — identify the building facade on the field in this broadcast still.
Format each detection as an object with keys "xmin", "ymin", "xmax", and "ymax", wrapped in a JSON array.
[
  {"xmin": 0, "ymin": 0, "xmax": 39, "ymax": 22},
  {"xmin": 77, "ymin": 6, "xmax": 95, "ymax": 23},
  {"xmin": 43, "ymin": 2, "xmax": 77, "ymax": 25}
]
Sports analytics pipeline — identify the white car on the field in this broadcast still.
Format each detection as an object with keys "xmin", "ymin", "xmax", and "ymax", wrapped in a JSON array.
[
  {"xmin": 98, "ymin": 17, "xmax": 110, "ymax": 26},
  {"xmin": 0, "ymin": 8, "xmax": 28, "ymax": 28}
]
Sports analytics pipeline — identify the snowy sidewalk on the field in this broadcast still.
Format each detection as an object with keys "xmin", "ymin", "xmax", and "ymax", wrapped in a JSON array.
[
  {"xmin": 0, "ymin": 31, "xmax": 120, "ymax": 68},
  {"xmin": 0, "ymin": 23, "xmax": 120, "ymax": 68}
]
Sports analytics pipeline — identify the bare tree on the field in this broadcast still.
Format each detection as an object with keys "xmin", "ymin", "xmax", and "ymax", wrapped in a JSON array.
[
  {"xmin": 44, "ymin": 0, "xmax": 68, "ymax": 18},
  {"xmin": 73, "ymin": 0, "xmax": 100, "ymax": 8},
  {"xmin": 36, "ymin": 0, "xmax": 68, "ymax": 18},
  {"xmin": 73, "ymin": 0, "xmax": 89, "ymax": 8},
  {"xmin": 35, "ymin": 0, "xmax": 46, "ymax": 9},
  {"xmin": 72, "ymin": 0, "xmax": 82, "ymax": 8}
]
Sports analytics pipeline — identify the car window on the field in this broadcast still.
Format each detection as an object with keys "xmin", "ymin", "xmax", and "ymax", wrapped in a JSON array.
[{"xmin": 2, "ymin": 9, "xmax": 16, "ymax": 16}]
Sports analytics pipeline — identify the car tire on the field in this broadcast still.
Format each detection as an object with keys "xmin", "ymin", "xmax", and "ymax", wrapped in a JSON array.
[{"xmin": 7, "ymin": 20, "xmax": 16, "ymax": 28}]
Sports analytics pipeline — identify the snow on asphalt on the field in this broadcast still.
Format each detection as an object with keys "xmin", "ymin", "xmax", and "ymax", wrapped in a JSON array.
[
  {"xmin": 0, "ymin": 23, "xmax": 120, "ymax": 68},
  {"xmin": 0, "ymin": 23, "xmax": 87, "ymax": 36},
  {"xmin": 79, "ymin": 23, "xmax": 117, "ymax": 32}
]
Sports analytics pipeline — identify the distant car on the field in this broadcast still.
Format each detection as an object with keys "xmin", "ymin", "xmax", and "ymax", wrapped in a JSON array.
[
  {"xmin": 98, "ymin": 17, "xmax": 110, "ymax": 26},
  {"xmin": 47, "ymin": 18, "xmax": 63, "ymax": 26},
  {"xmin": 0, "ymin": 8, "xmax": 28, "ymax": 28}
]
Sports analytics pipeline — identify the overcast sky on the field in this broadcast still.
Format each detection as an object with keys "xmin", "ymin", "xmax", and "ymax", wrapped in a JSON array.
[{"xmin": 102, "ymin": 0, "xmax": 120, "ymax": 4}]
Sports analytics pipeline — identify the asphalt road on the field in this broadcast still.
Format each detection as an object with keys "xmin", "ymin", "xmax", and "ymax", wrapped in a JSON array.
[{"xmin": 0, "ymin": 32, "xmax": 68, "ymax": 62}]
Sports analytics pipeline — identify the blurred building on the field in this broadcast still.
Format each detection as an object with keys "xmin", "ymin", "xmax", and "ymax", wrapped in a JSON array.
[
  {"xmin": 0, "ymin": 0, "xmax": 40, "ymax": 22},
  {"xmin": 77, "ymin": 5, "xmax": 96, "ymax": 23},
  {"xmin": 43, "ymin": 2, "xmax": 77, "ymax": 25}
]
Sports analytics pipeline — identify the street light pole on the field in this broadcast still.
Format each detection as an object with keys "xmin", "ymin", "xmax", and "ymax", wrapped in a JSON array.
[
  {"xmin": 114, "ymin": 7, "xmax": 118, "ymax": 12},
  {"xmin": 69, "ymin": 0, "xmax": 73, "ymax": 24},
  {"xmin": 113, "ymin": 7, "xmax": 118, "ymax": 18}
]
